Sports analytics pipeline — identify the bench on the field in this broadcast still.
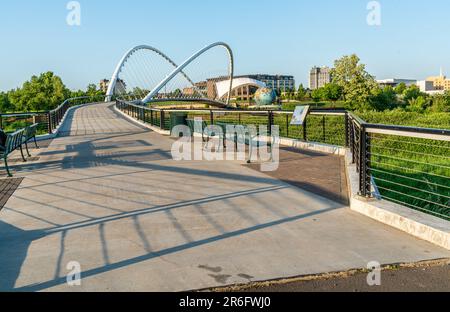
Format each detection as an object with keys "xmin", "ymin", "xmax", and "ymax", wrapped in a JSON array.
[
  {"xmin": 186, "ymin": 119, "xmax": 212, "ymax": 142},
  {"xmin": 215, "ymin": 122, "xmax": 276, "ymax": 163},
  {"xmin": 23, "ymin": 123, "xmax": 39, "ymax": 157},
  {"xmin": 0, "ymin": 129, "xmax": 27, "ymax": 177}
]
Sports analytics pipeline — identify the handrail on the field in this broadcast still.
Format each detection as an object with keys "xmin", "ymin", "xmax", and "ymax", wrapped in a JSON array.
[
  {"xmin": 49, "ymin": 95, "xmax": 105, "ymax": 113},
  {"xmin": 364, "ymin": 123, "xmax": 450, "ymax": 136},
  {"xmin": 0, "ymin": 111, "xmax": 48, "ymax": 117},
  {"xmin": 116, "ymin": 99, "xmax": 449, "ymax": 138},
  {"xmin": 0, "ymin": 95, "xmax": 106, "ymax": 135}
]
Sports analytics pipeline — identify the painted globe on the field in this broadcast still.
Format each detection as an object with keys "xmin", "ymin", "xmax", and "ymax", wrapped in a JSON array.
[{"xmin": 254, "ymin": 87, "xmax": 277, "ymax": 106}]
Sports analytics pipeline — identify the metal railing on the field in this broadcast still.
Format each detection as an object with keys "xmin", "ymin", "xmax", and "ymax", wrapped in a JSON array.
[
  {"xmin": 116, "ymin": 99, "xmax": 450, "ymax": 220},
  {"xmin": 0, "ymin": 95, "xmax": 106, "ymax": 135},
  {"xmin": 115, "ymin": 99, "xmax": 348, "ymax": 145},
  {"xmin": 348, "ymin": 114, "xmax": 450, "ymax": 220}
]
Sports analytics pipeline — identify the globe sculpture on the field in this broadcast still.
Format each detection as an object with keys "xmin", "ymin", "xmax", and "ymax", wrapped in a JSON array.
[{"xmin": 254, "ymin": 87, "xmax": 277, "ymax": 106}]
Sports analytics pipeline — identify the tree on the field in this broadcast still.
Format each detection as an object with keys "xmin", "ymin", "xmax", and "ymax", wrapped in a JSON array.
[
  {"xmin": 394, "ymin": 82, "xmax": 407, "ymax": 94},
  {"xmin": 297, "ymin": 84, "xmax": 306, "ymax": 101},
  {"xmin": 403, "ymin": 85, "xmax": 423, "ymax": 102},
  {"xmin": 321, "ymin": 83, "xmax": 343, "ymax": 105},
  {"xmin": 70, "ymin": 89, "xmax": 86, "ymax": 98},
  {"xmin": 331, "ymin": 54, "xmax": 379, "ymax": 110},
  {"xmin": 86, "ymin": 83, "xmax": 105, "ymax": 97},
  {"xmin": 407, "ymin": 95, "xmax": 429, "ymax": 112},
  {"xmin": 429, "ymin": 91, "xmax": 450, "ymax": 112},
  {"xmin": 369, "ymin": 86, "xmax": 399, "ymax": 111},
  {"xmin": 0, "ymin": 92, "xmax": 12, "ymax": 113},
  {"xmin": 311, "ymin": 88, "xmax": 323, "ymax": 102},
  {"xmin": 8, "ymin": 72, "xmax": 70, "ymax": 111}
]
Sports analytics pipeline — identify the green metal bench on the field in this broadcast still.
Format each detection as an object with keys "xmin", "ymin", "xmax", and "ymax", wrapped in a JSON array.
[
  {"xmin": 186, "ymin": 119, "xmax": 210, "ymax": 142},
  {"xmin": 23, "ymin": 123, "xmax": 39, "ymax": 157},
  {"xmin": 0, "ymin": 129, "xmax": 27, "ymax": 177},
  {"xmin": 215, "ymin": 122, "xmax": 275, "ymax": 163}
]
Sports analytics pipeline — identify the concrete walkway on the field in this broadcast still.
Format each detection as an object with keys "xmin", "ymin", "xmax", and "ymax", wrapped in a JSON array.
[{"xmin": 0, "ymin": 102, "xmax": 449, "ymax": 292}]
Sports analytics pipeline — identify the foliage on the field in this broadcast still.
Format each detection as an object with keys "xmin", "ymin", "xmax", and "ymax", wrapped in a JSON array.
[
  {"xmin": 429, "ymin": 91, "xmax": 450, "ymax": 112},
  {"xmin": 0, "ymin": 92, "xmax": 13, "ymax": 112},
  {"xmin": 369, "ymin": 86, "xmax": 399, "ymax": 111},
  {"xmin": 311, "ymin": 88, "xmax": 322, "ymax": 102},
  {"xmin": 357, "ymin": 110, "xmax": 450, "ymax": 129},
  {"xmin": 86, "ymin": 84, "xmax": 105, "ymax": 97},
  {"xmin": 394, "ymin": 82, "xmax": 407, "ymax": 94},
  {"xmin": 320, "ymin": 83, "xmax": 343, "ymax": 102},
  {"xmin": 407, "ymin": 95, "xmax": 430, "ymax": 112},
  {"xmin": 403, "ymin": 84, "xmax": 424, "ymax": 102},
  {"xmin": 297, "ymin": 84, "xmax": 306, "ymax": 101},
  {"xmin": 331, "ymin": 54, "xmax": 379, "ymax": 110},
  {"xmin": 1, "ymin": 72, "xmax": 106, "ymax": 114},
  {"xmin": 7, "ymin": 72, "xmax": 70, "ymax": 112}
]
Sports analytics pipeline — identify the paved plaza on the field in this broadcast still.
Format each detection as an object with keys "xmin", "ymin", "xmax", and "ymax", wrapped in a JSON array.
[{"xmin": 0, "ymin": 103, "xmax": 449, "ymax": 291}]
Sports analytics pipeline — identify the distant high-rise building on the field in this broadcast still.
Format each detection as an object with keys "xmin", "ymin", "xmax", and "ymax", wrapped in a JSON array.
[{"xmin": 309, "ymin": 67, "xmax": 332, "ymax": 90}]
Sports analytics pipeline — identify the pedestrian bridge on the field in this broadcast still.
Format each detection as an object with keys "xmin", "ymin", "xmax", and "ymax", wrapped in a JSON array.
[
  {"xmin": 105, "ymin": 42, "xmax": 234, "ymax": 107},
  {"xmin": 1, "ymin": 102, "xmax": 448, "ymax": 291}
]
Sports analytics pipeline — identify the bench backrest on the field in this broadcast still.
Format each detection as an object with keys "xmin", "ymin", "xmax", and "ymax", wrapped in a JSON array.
[
  {"xmin": 186, "ymin": 119, "xmax": 208, "ymax": 134},
  {"xmin": 5, "ymin": 129, "xmax": 25, "ymax": 155},
  {"xmin": 24, "ymin": 123, "xmax": 39, "ymax": 140}
]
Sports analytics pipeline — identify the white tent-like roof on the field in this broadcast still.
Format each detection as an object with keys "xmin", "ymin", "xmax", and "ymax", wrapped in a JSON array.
[{"xmin": 215, "ymin": 77, "xmax": 266, "ymax": 99}]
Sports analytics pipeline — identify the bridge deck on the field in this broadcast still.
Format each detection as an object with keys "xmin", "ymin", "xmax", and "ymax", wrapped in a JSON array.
[{"xmin": 0, "ymin": 102, "xmax": 449, "ymax": 291}]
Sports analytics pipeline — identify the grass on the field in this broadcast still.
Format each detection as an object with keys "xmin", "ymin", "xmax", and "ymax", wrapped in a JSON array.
[
  {"xmin": 369, "ymin": 134, "xmax": 450, "ymax": 220},
  {"xmin": 354, "ymin": 111, "xmax": 449, "ymax": 219},
  {"xmin": 281, "ymin": 101, "xmax": 346, "ymax": 111},
  {"xmin": 1, "ymin": 117, "xmax": 49, "ymax": 135},
  {"xmin": 357, "ymin": 111, "xmax": 450, "ymax": 130}
]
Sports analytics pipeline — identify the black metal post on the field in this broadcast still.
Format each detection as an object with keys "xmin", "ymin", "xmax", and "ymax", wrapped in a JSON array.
[
  {"xmin": 345, "ymin": 113, "xmax": 349, "ymax": 148},
  {"xmin": 350, "ymin": 121, "xmax": 356, "ymax": 164},
  {"xmin": 160, "ymin": 110, "xmax": 165, "ymax": 129},
  {"xmin": 210, "ymin": 110, "xmax": 214, "ymax": 125},
  {"xmin": 286, "ymin": 114, "xmax": 289, "ymax": 138},
  {"xmin": 303, "ymin": 119, "xmax": 307, "ymax": 142},
  {"xmin": 358, "ymin": 125, "xmax": 371, "ymax": 197},
  {"xmin": 47, "ymin": 112, "xmax": 52, "ymax": 134},
  {"xmin": 268, "ymin": 111, "xmax": 274, "ymax": 135},
  {"xmin": 322, "ymin": 116, "xmax": 326, "ymax": 142},
  {"xmin": 366, "ymin": 133, "xmax": 372, "ymax": 197}
]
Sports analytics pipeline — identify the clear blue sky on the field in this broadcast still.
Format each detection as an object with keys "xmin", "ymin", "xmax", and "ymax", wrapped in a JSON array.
[{"xmin": 1, "ymin": 0, "xmax": 449, "ymax": 91}]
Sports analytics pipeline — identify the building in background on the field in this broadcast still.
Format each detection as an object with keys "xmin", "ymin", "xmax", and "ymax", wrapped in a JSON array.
[
  {"xmin": 426, "ymin": 69, "xmax": 450, "ymax": 91},
  {"xmin": 417, "ymin": 80, "xmax": 435, "ymax": 92},
  {"xmin": 376, "ymin": 78, "xmax": 417, "ymax": 88},
  {"xmin": 184, "ymin": 74, "xmax": 293, "ymax": 102},
  {"xmin": 182, "ymin": 81, "xmax": 208, "ymax": 96},
  {"xmin": 243, "ymin": 74, "xmax": 295, "ymax": 92},
  {"xmin": 100, "ymin": 79, "xmax": 127, "ymax": 94},
  {"xmin": 416, "ymin": 80, "xmax": 444, "ymax": 95},
  {"xmin": 309, "ymin": 67, "xmax": 332, "ymax": 90}
]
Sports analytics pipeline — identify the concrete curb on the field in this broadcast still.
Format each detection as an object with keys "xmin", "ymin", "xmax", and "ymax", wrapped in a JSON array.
[
  {"xmin": 344, "ymin": 150, "xmax": 450, "ymax": 250},
  {"xmin": 279, "ymin": 137, "xmax": 346, "ymax": 156}
]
